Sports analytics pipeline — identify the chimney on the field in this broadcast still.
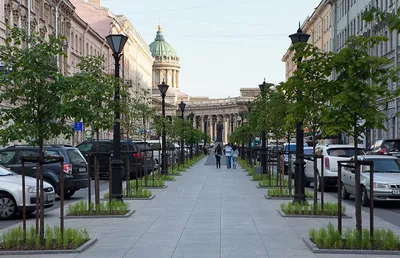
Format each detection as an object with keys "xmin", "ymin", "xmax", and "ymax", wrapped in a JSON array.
[{"xmin": 88, "ymin": 0, "xmax": 101, "ymax": 7}]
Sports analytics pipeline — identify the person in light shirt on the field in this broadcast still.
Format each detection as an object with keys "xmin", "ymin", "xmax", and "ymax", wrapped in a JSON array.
[{"xmin": 224, "ymin": 143, "xmax": 233, "ymax": 169}]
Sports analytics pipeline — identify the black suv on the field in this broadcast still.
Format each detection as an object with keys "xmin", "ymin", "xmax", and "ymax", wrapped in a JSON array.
[
  {"xmin": 76, "ymin": 139, "xmax": 155, "ymax": 179},
  {"xmin": 0, "ymin": 145, "xmax": 89, "ymax": 198},
  {"xmin": 368, "ymin": 139, "xmax": 400, "ymax": 157}
]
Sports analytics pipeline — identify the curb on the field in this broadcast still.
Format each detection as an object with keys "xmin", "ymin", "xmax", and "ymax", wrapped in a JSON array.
[
  {"xmin": 143, "ymin": 185, "xmax": 168, "ymax": 189},
  {"xmin": 264, "ymin": 194, "xmax": 314, "ymax": 200},
  {"xmin": 123, "ymin": 195, "xmax": 155, "ymax": 200},
  {"xmin": 303, "ymin": 237, "xmax": 400, "ymax": 255},
  {"xmin": 163, "ymin": 178, "xmax": 176, "ymax": 181},
  {"xmin": 278, "ymin": 209, "xmax": 351, "ymax": 219},
  {"xmin": 65, "ymin": 209, "xmax": 135, "ymax": 219},
  {"xmin": 0, "ymin": 238, "xmax": 98, "ymax": 255}
]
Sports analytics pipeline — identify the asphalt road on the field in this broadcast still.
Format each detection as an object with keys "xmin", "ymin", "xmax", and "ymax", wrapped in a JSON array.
[
  {"xmin": 306, "ymin": 185, "xmax": 400, "ymax": 228},
  {"xmin": 0, "ymin": 180, "xmax": 110, "ymax": 230}
]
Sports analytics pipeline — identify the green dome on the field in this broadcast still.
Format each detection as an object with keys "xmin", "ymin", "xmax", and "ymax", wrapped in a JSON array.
[{"xmin": 149, "ymin": 26, "xmax": 177, "ymax": 58}]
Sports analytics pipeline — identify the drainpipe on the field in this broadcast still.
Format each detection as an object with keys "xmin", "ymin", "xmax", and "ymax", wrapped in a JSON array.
[
  {"xmin": 395, "ymin": 0, "xmax": 399, "ymax": 138},
  {"xmin": 55, "ymin": 0, "xmax": 64, "ymax": 69},
  {"xmin": 27, "ymin": 0, "xmax": 31, "ymax": 42}
]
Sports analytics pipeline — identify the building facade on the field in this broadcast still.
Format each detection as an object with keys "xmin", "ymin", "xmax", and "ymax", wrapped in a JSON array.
[{"xmin": 282, "ymin": 0, "xmax": 333, "ymax": 81}]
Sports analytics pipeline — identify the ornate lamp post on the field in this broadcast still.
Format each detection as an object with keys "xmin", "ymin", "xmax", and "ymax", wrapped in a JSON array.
[
  {"xmin": 246, "ymin": 101, "xmax": 253, "ymax": 165},
  {"xmin": 158, "ymin": 80, "xmax": 169, "ymax": 174},
  {"xmin": 188, "ymin": 112, "xmax": 195, "ymax": 158},
  {"xmin": 106, "ymin": 34, "xmax": 128, "ymax": 201},
  {"xmin": 178, "ymin": 100, "xmax": 186, "ymax": 164},
  {"xmin": 289, "ymin": 24, "xmax": 310, "ymax": 203},
  {"xmin": 259, "ymin": 79, "xmax": 268, "ymax": 175},
  {"xmin": 203, "ymin": 116, "xmax": 208, "ymax": 154}
]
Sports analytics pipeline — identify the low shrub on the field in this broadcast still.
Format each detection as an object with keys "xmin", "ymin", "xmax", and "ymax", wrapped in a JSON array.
[
  {"xmin": 104, "ymin": 188, "xmax": 152, "ymax": 198},
  {"xmin": 268, "ymin": 188, "xmax": 313, "ymax": 198},
  {"xmin": 258, "ymin": 178, "xmax": 289, "ymax": 187},
  {"xmin": 67, "ymin": 200, "xmax": 129, "ymax": 216},
  {"xmin": 131, "ymin": 178, "xmax": 165, "ymax": 187},
  {"xmin": 0, "ymin": 225, "xmax": 89, "ymax": 251},
  {"xmin": 280, "ymin": 202, "xmax": 344, "ymax": 216},
  {"xmin": 310, "ymin": 223, "xmax": 400, "ymax": 250}
]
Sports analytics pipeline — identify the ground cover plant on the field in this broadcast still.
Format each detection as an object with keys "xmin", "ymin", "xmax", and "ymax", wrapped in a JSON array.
[
  {"xmin": 280, "ymin": 202, "xmax": 344, "ymax": 216},
  {"xmin": 104, "ymin": 188, "xmax": 153, "ymax": 198},
  {"xmin": 309, "ymin": 223, "xmax": 400, "ymax": 250},
  {"xmin": 0, "ymin": 225, "xmax": 89, "ymax": 251},
  {"xmin": 132, "ymin": 178, "xmax": 165, "ymax": 187},
  {"xmin": 258, "ymin": 178, "xmax": 289, "ymax": 187},
  {"xmin": 67, "ymin": 200, "xmax": 129, "ymax": 216},
  {"xmin": 268, "ymin": 188, "xmax": 312, "ymax": 198}
]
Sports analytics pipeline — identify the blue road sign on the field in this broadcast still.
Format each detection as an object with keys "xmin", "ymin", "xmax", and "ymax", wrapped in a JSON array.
[{"xmin": 74, "ymin": 122, "xmax": 83, "ymax": 131}]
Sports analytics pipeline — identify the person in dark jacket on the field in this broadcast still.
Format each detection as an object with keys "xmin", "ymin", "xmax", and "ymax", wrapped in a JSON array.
[{"xmin": 214, "ymin": 144, "xmax": 222, "ymax": 169}]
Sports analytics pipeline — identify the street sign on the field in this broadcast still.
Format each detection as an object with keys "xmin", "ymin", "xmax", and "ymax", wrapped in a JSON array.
[
  {"xmin": 85, "ymin": 130, "xmax": 92, "ymax": 139},
  {"xmin": 74, "ymin": 122, "xmax": 83, "ymax": 131}
]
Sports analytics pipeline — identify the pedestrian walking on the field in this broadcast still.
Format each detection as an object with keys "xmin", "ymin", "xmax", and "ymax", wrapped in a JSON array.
[
  {"xmin": 232, "ymin": 145, "xmax": 239, "ymax": 169},
  {"xmin": 224, "ymin": 143, "xmax": 232, "ymax": 169},
  {"xmin": 214, "ymin": 144, "xmax": 222, "ymax": 168}
]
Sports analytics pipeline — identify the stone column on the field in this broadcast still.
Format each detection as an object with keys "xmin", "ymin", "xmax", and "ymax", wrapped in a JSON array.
[
  {"xmin": 172, "ymin": 70, "xmax": 175, "ymax": 88},
  {"xmin": 176, "ymin": 70, "xmax": 179, "ymax": 88},
  {"xmin": 210, "ymin": 116, "xmax": 214, "ymax": 142}
]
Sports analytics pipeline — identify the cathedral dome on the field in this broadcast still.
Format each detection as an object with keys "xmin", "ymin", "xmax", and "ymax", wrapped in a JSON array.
[{"xmin": 149, "ymin": 26, "xmax": 177, "ymax": 58}]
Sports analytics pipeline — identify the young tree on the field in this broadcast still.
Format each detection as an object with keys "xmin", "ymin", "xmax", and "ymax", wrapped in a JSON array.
[
  {"xmin": 64, "ymin": 55, "xmax": 115, "ymax": 205},
  {"xmin": 322, "ymin": 36, "xmax": 399, "ymax": 233},
  {"xmin": 0, "ymin": 28, "xmax": 73, "ymax": 242},
  {"xmin": 281, "ymin": 44, "xmax": 334, "ymax": 200}
]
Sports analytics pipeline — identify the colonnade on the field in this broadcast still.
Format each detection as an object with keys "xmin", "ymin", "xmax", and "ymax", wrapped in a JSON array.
[{"xmin": 185, "ymin": 113, "xmax": 244, "ymax": 144}]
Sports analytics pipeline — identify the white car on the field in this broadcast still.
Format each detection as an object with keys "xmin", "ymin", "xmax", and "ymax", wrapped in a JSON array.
[
  {"xmin": 342, "ymin": 155, "xmax": 400, "ymax": 206},
  {"xmin": 0, "ymin": 166, "xmax": 55, "ymax": 220},
  {"xmin": 304, "ymin": 144, "xmax": 365, "ymax": 190}
]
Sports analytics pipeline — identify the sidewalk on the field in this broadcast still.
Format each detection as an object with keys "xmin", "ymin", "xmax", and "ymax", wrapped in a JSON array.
[{"xmin": 1, "ymin": 157, "xmax": 399, "ymax": 258}]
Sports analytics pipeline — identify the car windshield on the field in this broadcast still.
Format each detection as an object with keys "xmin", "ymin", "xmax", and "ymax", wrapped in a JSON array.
[
  {"xmin": 0, "ymin": 166, "xmax": 14, "ymax": 176},
  {"xmin": 363, "ymin": 159, "xmax": 400, "ymax": 173},
  {"xmin": 134, "ymin": 142, "xmax": 150, "ymax": 150},
  {"xmin": 327, "ymin": 148, "xmax": 364, "ymax": 157},
  {"xmin": 149, "ymin": 143, "xmax": 161, "ymax": 150}
]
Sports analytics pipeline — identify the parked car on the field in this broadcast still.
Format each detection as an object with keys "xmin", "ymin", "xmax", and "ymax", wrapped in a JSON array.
[
  {"xmin": 281, "ymin": 143, "xmax": 310, "ymax": 175},
  {"xmin": 0, "ymin": 145, "xmax": 89, "ymax": 198},
  {"xmin": 0, "ymin": 166, "xmax": 55, "ymax": 219},
  {"xmin": 303, "ymin": 144, "xmax": 365, "ymax": 190},
  {"xmin": 368, "ymin": 139, "xmax": 400, "ymax": 157},
  {"xmin": 341, "ymin": 155, "xmax": 400, "ymax": 206},
  {"xmin": 76, "ymin": 139, "xmax": 155, "ymax": 179}
]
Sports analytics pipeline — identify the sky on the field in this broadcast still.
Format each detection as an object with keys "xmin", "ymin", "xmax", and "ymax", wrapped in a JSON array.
[{"xmin": 101, "ymin": 0, "xmax": 322, "ymax": 99}]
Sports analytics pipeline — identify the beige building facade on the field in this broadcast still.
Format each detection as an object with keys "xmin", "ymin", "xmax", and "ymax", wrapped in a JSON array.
[{"xmin": 282, "ymin": 0, "xmax": 332, "ymax": 81}]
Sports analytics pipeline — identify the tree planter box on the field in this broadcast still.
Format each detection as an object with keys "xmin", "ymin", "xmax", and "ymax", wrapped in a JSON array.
[
  {"xmin": 123, "ymin": 195, "xmax": 155, "ymax": 200},
  {"xmin": 142, "ymin": 185, "xmax": 168, "ymax": 189},
  {"xmin": 65, "ymin": 209, "xmax": 135, "ymax": 219},
  {"xmin": 278, "ymin": 209, "xmax": 351, "ymax": 219},
  {"xmin": 0, "ymin": 238, "xmax": 97, "ymax": 255},
  {"xmin": 303, "ymin": 237, "xmax": 400, "ymax": 255},
  {"xmin": 264, "ymin": 194, "xmax": 314, "ymax": 200}
]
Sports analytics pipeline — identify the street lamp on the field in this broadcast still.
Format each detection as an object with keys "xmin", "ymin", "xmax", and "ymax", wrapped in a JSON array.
[
  {"xmin": 158, "ymin": 80, "xmax": 169, "ymax": 174},
  {"xmin": 289, "ymin": 24, "xmax": 310, "ymax": 203},
  {"xmin": 178, "ymin": 101, "xmax": 186, "ymax": 164},
  {"xmin": 259, "ymin": 79, "xmax": 268, "ymax": 175},
  {"xmin": 246, "ymin": 101, "xmax": 253, "ymax": 165},
  {"xmin": 189, "ymin": 112, "xmax": 195, "ymax": 158},
  {"xmin": 203, "ymin": 116, "xmax": 208, "ymax": 154},
  {"xmin": 106, "ymin": 33, "xmax": 128, "ymax": 201}
]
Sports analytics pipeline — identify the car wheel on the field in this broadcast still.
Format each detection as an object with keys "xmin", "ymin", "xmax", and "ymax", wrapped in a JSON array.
[
  {"xmin": 361, "ymin": 186, "xmax": 370, "ymax": 207},
  {"xmin": 0, "ymin": 193, "xmax": 17, "ymax": 220},
  {"xmin": 64, "ymin": 190, "xmax": 76, "ymax": 199},
  {"xmin": 341, "ymin": 183, "xmax": 350, "ymax": 200}
]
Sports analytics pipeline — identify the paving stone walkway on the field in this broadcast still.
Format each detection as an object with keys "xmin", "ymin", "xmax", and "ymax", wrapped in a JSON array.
[{"xmin": 2, "ymin": 157, "xmax": 399, "ymax": 258}]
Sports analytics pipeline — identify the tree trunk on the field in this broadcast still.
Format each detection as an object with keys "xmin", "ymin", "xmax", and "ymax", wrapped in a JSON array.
[
  {"xmin": 354, "ymin": 118, "xmax": 362, "ymax": 233},
  {"xmin": 95, "ymin": 130, "xmax": 100, "ymax": 205},
  {"xmin": 312, "ymin": 131, "xmax": 317, "ymax": 213},
  {"xmin": 39, "ymin": 137, "xmax": 45, "ymax": 243}
]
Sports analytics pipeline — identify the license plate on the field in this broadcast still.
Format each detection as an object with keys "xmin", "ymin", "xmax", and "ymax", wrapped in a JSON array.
[
  {"xmin": 79, "ymin": 167, "xmax": 86, "ymax": 172},
  {"xmin": 47, "ymin": 194, "xmax": 55, "ymax": 202},
  {"xmin": 392, "ymin": 190, "xmax": 400, "ymax": 195}
]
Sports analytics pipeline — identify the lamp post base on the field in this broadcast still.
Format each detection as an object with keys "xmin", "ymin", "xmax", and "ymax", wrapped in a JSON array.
[
  {"xmin": 111, "ymin": 159, "xmax": 124, "ymax": 201},
  {"xmin": 161, "ymin": 153, "xmax": 168, "ymax": 175}
]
